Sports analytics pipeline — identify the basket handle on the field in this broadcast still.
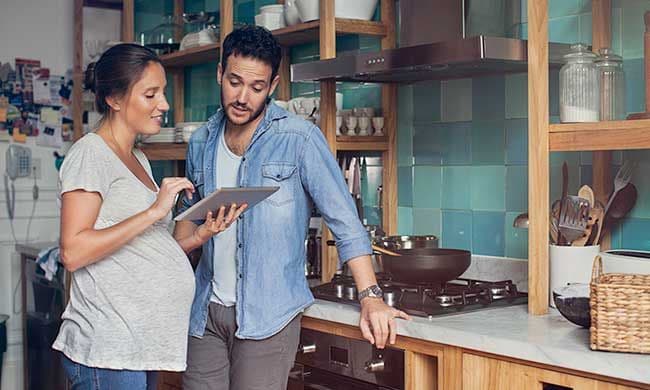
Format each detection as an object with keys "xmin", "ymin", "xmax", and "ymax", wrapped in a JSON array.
[{"xmin": 591, "ymin": 255, "xmax": 603, "ymax": 283}]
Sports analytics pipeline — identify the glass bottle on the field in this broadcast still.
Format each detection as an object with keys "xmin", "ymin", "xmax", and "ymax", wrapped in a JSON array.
[
  {"xmin": 596, "ymin": 48, "xmax": 626, "ymax": 121},
  {"xmin": 560, "ymin": 43, "xmax": 600, "ymax": 123}
]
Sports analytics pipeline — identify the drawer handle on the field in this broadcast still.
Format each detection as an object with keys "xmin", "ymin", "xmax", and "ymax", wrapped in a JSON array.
[
  {"xmin": 298, "ymin": 343, "xmax": 316, "ymax": 354},
  {"xmin": 542, "ymin": 384, "xmax": 572, "ymax": 390}
]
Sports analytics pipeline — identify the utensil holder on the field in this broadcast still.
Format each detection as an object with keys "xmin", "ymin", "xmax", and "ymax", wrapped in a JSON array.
[{"xmin": 549, "ymin": 244, "xmax": 600, "ymax": 307}]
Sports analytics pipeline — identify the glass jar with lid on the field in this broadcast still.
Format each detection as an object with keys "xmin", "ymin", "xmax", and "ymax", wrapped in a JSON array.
[
  {"xmin": 560, "ymin": 43, "xmax": 600, "ymax": 123},
  {"xmin": 596, "ymin": 48, "xmax": 626, "ymax": 121},
  {"xmin": 138, "ymin": 15, "xmax": 182, "ymax": 55}
]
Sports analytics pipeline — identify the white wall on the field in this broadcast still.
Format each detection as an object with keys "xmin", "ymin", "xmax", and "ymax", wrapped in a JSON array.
[{"xmin": 0, "ymin": 2, "xmax": 120, "ymax": 389}]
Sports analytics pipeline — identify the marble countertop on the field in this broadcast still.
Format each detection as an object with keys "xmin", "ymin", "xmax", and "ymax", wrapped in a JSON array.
[{"xmin": 304, "ymin": 300, "xmax": 650, "ymax": 385}]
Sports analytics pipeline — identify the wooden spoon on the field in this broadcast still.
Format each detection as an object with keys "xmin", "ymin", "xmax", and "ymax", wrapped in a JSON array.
[
  {"xmin": 578, "ymin": 185, "xmax": 595, "ymax": 207},
  {"xmin": 371, "ymin": 244, "xmax": 402, "ymax": 257},
  {"xmin": 599, "ymin": 183, "xmax": 638, "ymax": 243}
]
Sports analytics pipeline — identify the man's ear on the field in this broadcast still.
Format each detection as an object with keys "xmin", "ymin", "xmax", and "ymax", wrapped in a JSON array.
[
  {"xmin": 216, "ymin": 63, "xmax": 223, "ymax": 85},
  {"xmin": 268, "ymin": 74, "xmax": 280, "ymax": 96}
]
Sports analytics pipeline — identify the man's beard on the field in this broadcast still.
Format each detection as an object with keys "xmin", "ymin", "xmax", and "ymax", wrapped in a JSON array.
[{"xmin": 221, "ymin": 89, "xmax": 268, "ymax": 126}]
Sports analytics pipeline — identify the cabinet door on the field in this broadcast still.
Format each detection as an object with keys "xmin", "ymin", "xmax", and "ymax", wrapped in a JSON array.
[
  {"xmin": 463, "ymin": 353, "xmax": 535, "ymax": 390},
  {"xmin": 462, "ymin": 354, "xmax": 645, "ymax": 390}
]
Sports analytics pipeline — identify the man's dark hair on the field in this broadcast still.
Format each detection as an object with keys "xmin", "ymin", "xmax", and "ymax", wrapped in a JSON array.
[{"xmin": 221, "ymin": 25, "xmax": 282, "ymax": 80}]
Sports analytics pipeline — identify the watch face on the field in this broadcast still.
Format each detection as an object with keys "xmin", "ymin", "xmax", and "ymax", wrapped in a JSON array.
[
  {"xmin": 359, "ymin": 285, "xmax": 383, "ymax": 301},
  {"xmin": 367, "ymin": 285, "xmax": 383, "ymax": 297}
]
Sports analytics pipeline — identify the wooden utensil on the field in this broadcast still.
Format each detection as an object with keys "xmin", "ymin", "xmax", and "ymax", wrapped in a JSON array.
[
  {"xmin": 599, "ymin": 183, "xmax": 638, "ymax": 243},
  {"xmin": 371, "ymin": 244, "xmax": 402, "ymax": 257},
  {"xmin": 573, "ymin": 205, "xmax": 603, "ymax": 246},
  {"xmin": 578, "ymin": 185, "xmax": 595, "ymax": 207},
  {"xmin": 557, "ymin": 162, "xmax": 569, "ymax": 244}
]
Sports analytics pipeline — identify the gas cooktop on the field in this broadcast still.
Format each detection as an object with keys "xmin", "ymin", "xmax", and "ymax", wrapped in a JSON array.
[{"xmin": 312, "ymin": 273, "xmax": 528, "ymax": 319}]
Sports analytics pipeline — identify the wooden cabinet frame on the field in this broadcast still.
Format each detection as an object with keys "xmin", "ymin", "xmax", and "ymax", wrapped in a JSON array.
[{"xmin": 527, "ymin": 0, "xmax": 650, "ymax": 314}]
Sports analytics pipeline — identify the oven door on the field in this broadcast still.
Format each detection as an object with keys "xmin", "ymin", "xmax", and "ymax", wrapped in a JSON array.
[{"xmin": 288, "ymin": 363, "xmax": 396, "ymax": 390}]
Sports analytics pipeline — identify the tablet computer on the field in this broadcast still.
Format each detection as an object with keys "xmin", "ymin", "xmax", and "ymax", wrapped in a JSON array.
[{"xmin": 174, "ymin": 187, "xmax": 279, "ymax": 221}]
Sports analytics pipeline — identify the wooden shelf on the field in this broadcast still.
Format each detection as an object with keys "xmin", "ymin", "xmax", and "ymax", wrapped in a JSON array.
[
  {"xmin": 336, "ymin": 135, "xmax": 388, "ymax": 151},
  {"xmin": 549, "ymin": 119, "xmax": 650, "ymax": 151},
  {"xmin": 160, "ymin": 43, "xmax": 220, "ymax": 68},
  {"xmin": 273, "ymin": 18, "xmax": 387, "ymax": 47},
  {"xmin": 139, "ymin": 143, "xmax": 187, "ymax": 160},
  {"xmin": 159, "ymin": 19, "xmax": 386, "ymax": 68}
]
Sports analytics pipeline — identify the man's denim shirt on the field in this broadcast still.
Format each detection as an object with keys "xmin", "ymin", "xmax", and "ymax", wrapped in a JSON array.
[{"xmin": 179, "ymin": 102, "xmax": 372, "ymax": 339}]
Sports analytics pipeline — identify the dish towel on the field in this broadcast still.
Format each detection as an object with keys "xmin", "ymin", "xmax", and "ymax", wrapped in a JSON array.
[{"xmin": 36, "ymin": 246, "xmax": 61, "ymax": 281}]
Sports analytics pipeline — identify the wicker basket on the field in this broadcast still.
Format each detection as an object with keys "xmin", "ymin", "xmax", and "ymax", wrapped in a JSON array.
[{"xmin": 590, "ymin": 255, "xmax": 650, "ymax": 354}]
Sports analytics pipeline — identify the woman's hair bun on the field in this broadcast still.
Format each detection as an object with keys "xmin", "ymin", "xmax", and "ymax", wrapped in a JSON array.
[{"xmin": 84, "ymin": 62, "xmax": 97, "ymax": 93}]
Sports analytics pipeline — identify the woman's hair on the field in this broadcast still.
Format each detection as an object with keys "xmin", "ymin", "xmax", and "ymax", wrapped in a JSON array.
[{"xmin": 84, "ymin": 43, "xmax": 162, "ymax": 117}]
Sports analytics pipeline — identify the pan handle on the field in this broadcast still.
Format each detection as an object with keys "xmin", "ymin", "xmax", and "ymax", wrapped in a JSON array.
[{"xmin": 327, "ymin": 240, "xmax": 399, "ymax": 257}]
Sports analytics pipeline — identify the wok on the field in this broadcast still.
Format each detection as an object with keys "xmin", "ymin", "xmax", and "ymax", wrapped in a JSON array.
[{"xmin": 381, "ymin": 248, "xmax": 471, "ymax": 284}]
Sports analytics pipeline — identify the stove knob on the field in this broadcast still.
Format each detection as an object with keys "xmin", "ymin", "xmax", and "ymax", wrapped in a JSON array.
[
  {"xmin": 364, "ymin": 358, "xmax": 385, "ymax": 373},
  {"xmin": 298, "ymin": 343, "xmax": 316, "ymax": 354}
]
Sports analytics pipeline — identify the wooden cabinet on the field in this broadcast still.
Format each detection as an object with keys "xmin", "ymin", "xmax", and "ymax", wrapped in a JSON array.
[
  {"xmin": 301, "ymin": 317, "xmax": 650, "ymax": 390},
  {"xmin": 462, "ymin": 353, "xmax": 643, "ymax": 390}
]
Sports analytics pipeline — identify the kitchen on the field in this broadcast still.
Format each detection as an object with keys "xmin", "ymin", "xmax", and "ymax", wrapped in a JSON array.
[{"xmin": 1, "ymin": 0, "xmax": 649, "ymax": 389}]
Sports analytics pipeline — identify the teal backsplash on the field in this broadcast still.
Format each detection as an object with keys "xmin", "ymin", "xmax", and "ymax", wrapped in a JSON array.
[{"xmin": 397, "ymin": 1, "xmax": 650, "ymax": 258}]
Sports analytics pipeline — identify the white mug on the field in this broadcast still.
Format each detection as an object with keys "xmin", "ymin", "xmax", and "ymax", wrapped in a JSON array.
[
  {"xmin": 357, "ymin": 116, "xmax": 370, "ymax": 136},
  {"xmin": 372, "ymin": 116, "xmax": 384, "ymax": 136},
  {"xmin": 345, "ymin": 116, "xmax": 357, "ymax": 135}
]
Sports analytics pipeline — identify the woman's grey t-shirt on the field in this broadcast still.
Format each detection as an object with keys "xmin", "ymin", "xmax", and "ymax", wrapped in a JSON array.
[{"xmin": 52, "ymin": 133, "xmax": 196, "ymax": 371}]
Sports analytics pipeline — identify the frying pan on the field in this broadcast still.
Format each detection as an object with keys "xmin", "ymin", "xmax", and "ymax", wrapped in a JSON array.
[
  {"xmin": 326, "ymin": 241, "xmax": 471, "ymax": 284},
  {"xmin": 381, "ymin": 248, "xmax": 471, "ymax": 284}
]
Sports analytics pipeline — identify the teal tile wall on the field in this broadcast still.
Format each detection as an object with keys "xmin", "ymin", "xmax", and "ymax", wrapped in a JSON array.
[
  {"xmin": 135, "ymin": 0, "xmax": 174, "ymax": 40},
  {"xmin": 184, "ymin": 62, "xmax": 220, "ymax": 121},
  {"xmin": 398, "ymin": 1, "xmax": 650, "ymax": 256}
]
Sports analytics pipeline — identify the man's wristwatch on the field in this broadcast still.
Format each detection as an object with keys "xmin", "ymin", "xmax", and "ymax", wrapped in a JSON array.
[{"xmin": 358, "ymin": 284, "xmax": 383, "ymax": 302}]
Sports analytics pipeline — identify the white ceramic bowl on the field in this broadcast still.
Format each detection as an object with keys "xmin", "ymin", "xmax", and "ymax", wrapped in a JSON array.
[
  {"xmin": 260, "ymin": 4, "xmax": 284, "ymax": 14},
  {"xmin": 295, "ymin": 0, "xmax": 379, "ymax": 22},
  {"xmin": 336, "ymin": 0, "xmax": 378, "ymax": 20},
  {"xmin": 255, "ymin": 13, "xmax": 286, "ymax": 30}
]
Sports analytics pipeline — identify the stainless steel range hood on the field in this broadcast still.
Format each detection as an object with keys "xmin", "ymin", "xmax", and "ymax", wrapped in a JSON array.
[{"xmin": 291, "ymin": 0, "xmax": 571, "ymax": 83}]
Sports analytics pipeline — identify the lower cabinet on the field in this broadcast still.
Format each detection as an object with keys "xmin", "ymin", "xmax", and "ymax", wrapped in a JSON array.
[
  {"xmin": 461, "ymin": 353, "xmax": 643, "ymax": 390},
  {"xmin": 152, "ymin": 326, "xmax": 648, "ymax": 390}
]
